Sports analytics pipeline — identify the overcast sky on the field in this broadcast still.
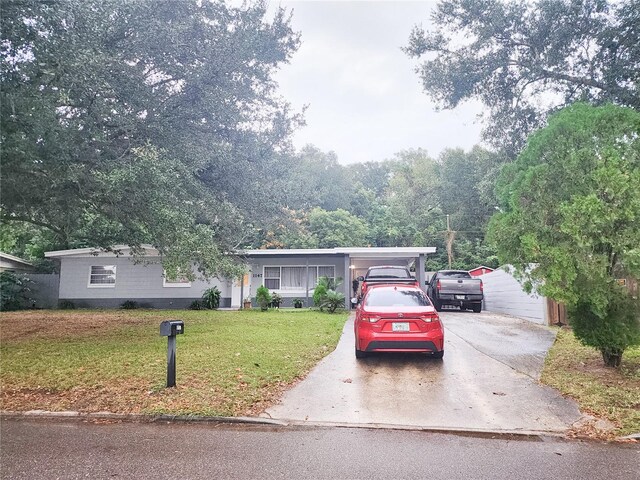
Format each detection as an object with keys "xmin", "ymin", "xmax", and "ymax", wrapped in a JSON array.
[{"xmin": 270, "ymin": 0, "xmax": 485, "ymax": 165}]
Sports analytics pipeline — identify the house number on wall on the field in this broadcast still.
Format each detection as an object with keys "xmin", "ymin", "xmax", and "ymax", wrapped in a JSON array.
[{"xmin": 252, "ymin": 273, "xmax": 262, "ymax": 278}]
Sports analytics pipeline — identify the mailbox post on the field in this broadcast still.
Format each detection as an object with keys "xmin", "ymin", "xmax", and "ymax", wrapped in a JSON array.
[{"xmin": 160, "ymin": 320, "xmax": 184, "ymax": 388}]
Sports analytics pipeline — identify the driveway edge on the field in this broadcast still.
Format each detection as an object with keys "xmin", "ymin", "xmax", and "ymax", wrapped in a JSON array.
[
  {"xmin": 0, "ymin": 410, "xmax": 288, "ymax": 426},
  {"xmin": 0, "ymin": 410, "xmax": 564, "ymax": 440}
]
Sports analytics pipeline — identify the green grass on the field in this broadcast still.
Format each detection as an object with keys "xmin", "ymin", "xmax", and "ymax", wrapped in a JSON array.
[
  {"xmin": 0, "ymin": 309, "xmax": 348, "ymax": 416},
  {"xmin": 541, "ymin": 328, "xmax": 640, "ymax": 437}
]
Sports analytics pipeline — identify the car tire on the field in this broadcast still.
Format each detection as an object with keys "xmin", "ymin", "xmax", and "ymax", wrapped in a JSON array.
[
  {"xmin": 432, "ymin": 350, "xmax": 444, "ymax": 360},
  {"xmin": 472, "ymin": 304, "xmax": 482, "ymax": 313},
  {"xmin": 355, "ymin": 348, "xmax": 368, "ymax": 359}
]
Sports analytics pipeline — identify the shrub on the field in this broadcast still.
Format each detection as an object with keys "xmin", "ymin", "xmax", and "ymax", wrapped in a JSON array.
[
  {"xmin": 201, "ymin": 287, "xmax": 221, "ymax": 309},
  {"xmin": 313, "ymin": 283, "xmax": 328, "ymax": 310},
  {"xmin": 256, "ymin": 285, "xmax": 271, "ymax": 311},
  {"xmin": 570, "ymin": 291, "xmax": 640, "ymax": 367},
  {"xmin": 120, "ymin": 300, "xmax": 138, "ymax": 310},
  {"xmin": 293, "ymin": 298, "xmax": 304, "ymax": 308},
  {"xmin": 58, "ymin": 299, "xmax": 76, "ymax": 310},
  {"xmin": 313, "ymin": 276, "xmax": 343, "ymax": 310},
  {"xmin": 271, "ymin": 292, "xmax": 282, "ymax": 308},
  {"xmin": 189, "ymin": 300, "xmax": 204, "ymax": 310},
  {"xmin": 318, "ymin": 290, "xmax": 345, "ymax": 313},
  {"xmin": 0, "ymin": 272, "xmax": 33, "ymax": 311}
]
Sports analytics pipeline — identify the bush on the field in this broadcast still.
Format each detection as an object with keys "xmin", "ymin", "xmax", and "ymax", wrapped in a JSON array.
[
  {"xmin": 120, "ymin": 300, "xmax": 138, "ymax": 310},
  {"xmin": 271, "ymin": 292, "xmax": 282, "ymax": 308},
  {"xmin": 256, "ymin": 285, "xmax": 271, "ymax": 311},
  {"xmin": 313, "ymin": 276, "xmax": 343, "ymax": 311},
  {"xmin": 570, "ymin": 292, "xmax": 640, "ymax": 367},
  {"xmin": 293, "ymin": 298, "xmax": 304, "ymax": 308},
  {"xmin": 189, "ymin": 300, "xmax": 204, "ymax": 310},
  {"xmin": 318, "ymin": 290, "xmax": 345, "ymax": 313},
  {"xmin": 0, "ymin": 272, "xmax": 33, "ymax": 311},
  {"xmin": 58, "ymin": 299, "xmax": 76, "ymax": 310},
  {"xmin": 313, "ymin": 284, "xmax": 328, "ymax": 310},
  {"xmin": 201, "ymin": 287, "xmax": 221, "ymax": 309}
]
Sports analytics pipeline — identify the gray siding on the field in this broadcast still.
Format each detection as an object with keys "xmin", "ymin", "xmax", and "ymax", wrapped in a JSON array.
[
  {"xmin": 480, "ymin": 268, "xmax": 547, "ymax": 324},
  {"xmin": 28, "ymin": 273, "xmax": 60, "ymax": 308},
  {"xmin": 58, "ymin": 256, "xmax": 229, "ymax": 304}
]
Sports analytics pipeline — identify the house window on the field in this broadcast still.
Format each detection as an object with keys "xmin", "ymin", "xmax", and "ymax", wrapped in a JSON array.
[
  {"xmin": 281, "ymin": 266, "xmax": 305, "ymax": 290},
  {"xmin": 318, "ymin": 266, "xmax": 335, "ymax": 284},
  {"xmin": 262, "ymin": 266, "xmax": 335, "ymax": 291},
  {"xmin": 89, "ymin": 265, "xmax": 116, "ymax": 287},
  {"xmin": 163, "ymin": 270, "xmax": 191, "ymax": 288},
  {"xmin": 264, "ymin": 266, "xmax": 280, "ymax": 290}
]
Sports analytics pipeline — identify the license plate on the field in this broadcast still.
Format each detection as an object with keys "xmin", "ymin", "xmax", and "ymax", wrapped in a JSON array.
[
  {"xmin": 392, "ymin": 322, "xmax": 410, "ymax": 332},
  {"xmin": 455, "ymin": 295, "xmax": 466, "ymax": 300}
]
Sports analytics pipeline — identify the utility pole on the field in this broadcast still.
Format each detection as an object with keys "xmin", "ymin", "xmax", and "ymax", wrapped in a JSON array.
[{"xmin": 445, "ymin": 214, "xmax": 455, "ymax": 269}]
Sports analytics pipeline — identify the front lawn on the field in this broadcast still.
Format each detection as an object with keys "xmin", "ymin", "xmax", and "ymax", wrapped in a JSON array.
[
  {"xmin": 541, "ymin": 328, "xmax": 640, "ymax": 437},
  {"xmin": 0, "ymin": 309, "xmax": 348, "ymax": 416}
]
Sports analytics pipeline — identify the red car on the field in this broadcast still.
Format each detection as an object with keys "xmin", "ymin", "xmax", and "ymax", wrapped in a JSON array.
[{"xmin": 354, "ymin": 284, "xmax": 444, "ymax": 359}]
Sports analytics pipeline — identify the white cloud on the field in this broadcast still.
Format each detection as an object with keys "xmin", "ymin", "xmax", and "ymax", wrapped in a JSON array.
[{"xmin": 271, "ymin": 1, "xmax": 485, "ymax": 164}]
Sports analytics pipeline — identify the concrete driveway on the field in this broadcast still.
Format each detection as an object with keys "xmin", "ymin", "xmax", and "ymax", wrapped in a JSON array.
[{"xmin": 263, "ymin": 311, "xmax": 583, "ymax": 433}]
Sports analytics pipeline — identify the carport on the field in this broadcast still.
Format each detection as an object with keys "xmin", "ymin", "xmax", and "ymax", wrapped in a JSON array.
[{"xmin": 342, "ymin": 247, "xmax": 436, "ymax": 297}]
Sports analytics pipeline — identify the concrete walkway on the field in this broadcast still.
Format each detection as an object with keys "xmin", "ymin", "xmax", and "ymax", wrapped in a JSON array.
[{"xmin": 263, "ymin": 312, "xmax": 582, "ymax": 433}]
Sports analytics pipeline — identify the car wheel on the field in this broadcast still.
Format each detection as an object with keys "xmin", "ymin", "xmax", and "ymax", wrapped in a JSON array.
[
  {"xmin": 472, "ymin": 304, "xmax": 482, "ymax": 313},
  {"xmin": 355, "ymin": 348, "xmax": 368, "ymax": 359},
  {"xmin": 432, "ymin": 299, "xmax": 442, "ymax": 312},
  {"xmin": 432, "ymin": 350, "xmax": 444, "ymax": 360}
]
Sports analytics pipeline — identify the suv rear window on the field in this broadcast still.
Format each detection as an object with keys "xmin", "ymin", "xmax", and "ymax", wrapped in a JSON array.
[
  {"xmin": 365, "ymin": 288, "xmax": 430, "ymax": 307},
  {"xmin": 366, "ymin": 267, "xmax": 411, "ymax": 279}
]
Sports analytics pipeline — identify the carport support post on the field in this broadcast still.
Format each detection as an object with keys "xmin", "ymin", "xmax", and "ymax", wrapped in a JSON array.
[
  {"xmin": 417, "ymin": 254, "xmax": 426, "ymax": 292},
  {"xmin": 167, "ymin": 335, "xmax": 176, "ymax": 388},
  {"xmin": 343, "ymin": 254, "xmax": 350, "ymax": 300}
]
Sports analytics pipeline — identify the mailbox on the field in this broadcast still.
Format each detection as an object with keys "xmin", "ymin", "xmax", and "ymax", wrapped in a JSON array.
[
  {"xmin": 160, "ymin": 320, "xmax": 184, "ymax": 337},
  {"xmin": 160, "ymin": 319, "xmax": 184, "ymax": 388}
]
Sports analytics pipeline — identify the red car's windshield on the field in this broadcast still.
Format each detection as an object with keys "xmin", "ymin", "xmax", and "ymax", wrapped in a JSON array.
[{"xmin": 365, "ymin": 288, "xmax": 430, "ymax": 307}]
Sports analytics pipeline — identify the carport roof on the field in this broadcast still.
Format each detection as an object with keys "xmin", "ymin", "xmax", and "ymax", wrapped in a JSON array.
[{"xmin": 242, "ymin": 247, "xmax": 436, "ymax": 257}]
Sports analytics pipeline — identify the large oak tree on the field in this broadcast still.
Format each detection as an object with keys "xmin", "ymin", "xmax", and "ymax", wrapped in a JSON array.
[
  {"xmin": 406, "ymin": 0, "xmax": 640, "ymax": 154},
  {"xmin": 1, "ymin": 0, "xmax": 300, "ymax": 277}
]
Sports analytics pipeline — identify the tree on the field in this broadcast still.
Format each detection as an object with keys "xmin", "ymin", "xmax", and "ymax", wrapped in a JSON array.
[
  {"xmin": 384, "ymin": 149, "xmax": 445, "ymax": 249},
  {"xmin": 307, "ymin": 208, "xmax": 370, "ymax": 248},
  {"xmin": 406, "ymin": 0, "xmax": 640, "ymax": 153},
  {"xmin": 488, "ymin": 103, "xmax": 640, "ymax": 366},
  {"xmin": 283, "ymin": 145, "xmax": 354, "ymax": 212},
  {"xmin": 1, "ymin": 0, "xmax": 300, "ymax": 277}
]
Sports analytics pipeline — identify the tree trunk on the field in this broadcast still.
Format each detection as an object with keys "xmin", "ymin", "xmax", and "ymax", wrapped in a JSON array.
[{"xmin": 601, "ymin": 349, "xmax": 623, "ymax": 368}]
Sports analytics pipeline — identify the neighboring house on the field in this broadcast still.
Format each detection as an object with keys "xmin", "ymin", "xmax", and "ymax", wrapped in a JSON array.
[
  {"xmin": 45, "ymin": 246, "xmax": 437, "ymax": 309},
  {"xmin": 0, "ymin": 252, "xmax": 35, "ymax": 274},
  {"xmin": 479, "ymin": 267, "xmax": 563, "ymax": 325},
  {"xmin": 468, "ymin": 266, "xmax": 495, "ymax": 277}
]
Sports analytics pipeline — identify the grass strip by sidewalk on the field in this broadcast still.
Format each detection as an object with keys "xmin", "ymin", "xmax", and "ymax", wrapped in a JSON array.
[
  {"xmin": 0, "ymin": 309, "xmax": 348, "ymax": 417},
  {"xmin": 540, "ymin": 328, "xmax": 640, "ymax": 437}
]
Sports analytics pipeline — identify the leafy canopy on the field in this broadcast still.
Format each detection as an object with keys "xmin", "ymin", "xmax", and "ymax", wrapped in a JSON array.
[
  {"xmin": 406, "ymin": 0, "xmax": 640, "ymax": 153},
  {"xmin": 488, "ymin": 103, "xmax": 640, "ymax": 360},
  {"xmin": 1, "ymin": 0, "xmax": 300, "ymax": 278}
]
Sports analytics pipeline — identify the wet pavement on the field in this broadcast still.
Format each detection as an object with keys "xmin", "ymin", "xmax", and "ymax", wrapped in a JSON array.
[
  {"xmin": 263, "ymin": 311, "xmax": 582, "ymax": 433},
  {"xmin": 3, "ymin": 418, "xmax": 640, "ymax": 480}
]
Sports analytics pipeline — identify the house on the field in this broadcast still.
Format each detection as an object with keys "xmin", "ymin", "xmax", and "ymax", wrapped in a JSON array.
[
  {"xmin": 0, "ymin": 252, "xmax": 36, "ymax": 274},
  {"xmin": 44, "ymin": 245, "xmax": 437, "ymax": 309},
  {"xmin": 468, "ymin": 266, "xmax": 494, "ymax": 277}
]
